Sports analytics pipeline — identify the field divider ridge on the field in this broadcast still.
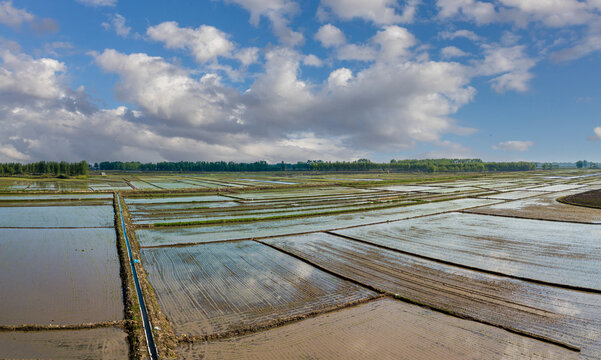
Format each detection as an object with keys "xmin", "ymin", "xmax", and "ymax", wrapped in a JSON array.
[{"xmin": 116, "ymin": 193, "xmax": 159, "ymax": 360}]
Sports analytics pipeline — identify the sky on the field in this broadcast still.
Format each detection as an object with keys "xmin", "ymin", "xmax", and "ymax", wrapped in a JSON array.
[{"xmin": 0, "ymin": 0, "xmax": 600, "ymax": 163}]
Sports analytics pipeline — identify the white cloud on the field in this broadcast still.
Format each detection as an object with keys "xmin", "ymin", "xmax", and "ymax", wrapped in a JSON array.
[
  {"xmin": 439, "ymin": 29, "xmax": 483, "ymax": 42},
  {"xmin": 102, "ymin": 13, "xmax": 130, "ymax": 37},
  {"xmin": 77, "ymin": 0, "xmax": 117, "ymax": 7},
  {"xmin": 589, "ymin": 126, "xmax": 601, "ymax": 141},
  {"xmin": 551, "ymin": 28, "xmax": 601, "ymax": 62},
  {"xmin": 0, "ymin": 49, "xmax": 65, "ymax": 99},
  {"xmin": 221, "ymin": 0, "xmax": 303, "ymax": 47},
  {"xmin": 493, "ymin": 140, "xmax": 534, "ymax": 152},
  {"xmin": 319, "ymin": 0, "xmax": 418, "ymax": 24},
  {"xmin": 437, "ymin": 0, "xmax": 497, "ymax": 24},
  {"xmin": 328, "ymin": 68, "xmax": 353, "ymax": 88},
  {"xmin": 95, "ymin": 49, "xmax": 241, "ymax": 127},
  {"xmin": 147, "ymin": 22, "xmax": 234, "ymax": 63},
  {"xmin": 0, "ymin": 24, "xmax": 482, "ymax": 164},
  {"xmin": 441, "ymin": 46, "xmax": 469, "ymax": 58},
  {"xmin": 0, "ymin": 143, "xmax": 29, "ymax": 162},
  {"xmin": 373, "ymin": 25, "xmax": 416, "ymax": 60},
  {"xmin": 315, "ymin": 24, "xmax": 346, "ymax": 47},
  {"xmin": 477, "ymin": 44, "xmax": 536, "ymax": 92},
  {"xmin": 337, "ymin": 44, "xmax": 377, "ymax": 61},
  {"xmin": 234, "ymin": 47, "xmax": 260, "ymax": 66},
  {"xmin": 303, "ymin": 54, "xmax": 323, "ymax": 67},
  {"xmin": 0, "ymin": 1, "xmax": 34, "ymax": 28}
]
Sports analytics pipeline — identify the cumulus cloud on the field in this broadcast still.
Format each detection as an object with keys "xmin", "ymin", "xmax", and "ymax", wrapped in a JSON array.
[
  {"xmin": 327, "ymin": 68, "xmax": 353, "ymax": 88},
  {"xmin": 234, "ymin": 47, "xmax": 260, "ymax": 66},
  {"xmin": 476, "ymin": 44, "xmax": 536, "ymax": 92},
  {"xmin": 588, "ymin": 126, "xmax": 601, "ymax": 141},
  {"xmin": 0, "ymin": 49, "xmax": 65, "ymax": 99},
  {"xmin": 147, "ymin": 22, "xmax": 234, "ymax": 63},
  {"xmin": 439, "ymin": 29, "xmax": 483, "ymax": 42},
  {"xmin": 0, "ymin": 1, "xmax": 34, "ymax": 28},
  {"xmin": 221, "ymin": 0, "xmax": 303, "ymax": 47},
  {"xmin": 441, "ymin": 46, "xmax": 469, "ymax": 58},
  {"xmin": 318, "ymin": 0, "xmax": 419, "ymax": 24},
  {"xmin": 0, "ymin": 1, "xmax": 57, "ymax": 34},
  {"xmin": 102, "ymin": 13, "xmax": 131, "ymax": 37},
  {"xmin": 0, "ymin": 22, "xmax": 483, "ymax": 163},
  {"xmin": 315, "ymin": 24, "xmax": 346, "ymax": 47},
  {"xmin": 493, "ymin": 140, "xmax": 534, "ymax": 152},
  {"xmin": 303, "ymin": 54, "xmax": 323, "ymax": 66}
]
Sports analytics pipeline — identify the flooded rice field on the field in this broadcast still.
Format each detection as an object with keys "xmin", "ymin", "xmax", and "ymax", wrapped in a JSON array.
[
  {"xmin": 177, "ymin": 298, "xmax": 578, "ymax": 360},
  {"xmin": 134, "ymin": 198, "xmax": 500, "ymax": 246},
  {"xmin": 467, "ymin": 190, "xmax": 601, "ymax": 223},
  {"xmin": 0, "ymin": 228, "xmax": 123, "ymax": 325},
  {"xmin": 0, "ymin": 205, "xmax": 114, "ymax": 227},
  {"xmin": 2, "ymin": 170, "xmax": 600, "ymax": 359},
  {"xmin": 264, "ymin": 232, "xmax": 601, "ymax": 358},
  {"xmin": 0, "ymin": 328, "xmax": 129, "ymax": 359},
  {"xmin": 140, "ymin": 240, "xmax": 376, "ymax": 337},
  {"xmin": 333, "ymin": 212, "xmax": 601, "ymax": 290}
]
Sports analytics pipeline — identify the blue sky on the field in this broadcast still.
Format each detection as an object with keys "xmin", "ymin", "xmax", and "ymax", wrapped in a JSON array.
[{"xmin": 0, "ymin": 0, "xmax": 600, "ymax": 163}]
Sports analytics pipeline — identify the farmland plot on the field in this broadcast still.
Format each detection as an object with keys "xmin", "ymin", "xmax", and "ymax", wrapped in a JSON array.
[
  {"xmin": 334, "ymin": 212, "xmax": 601, "ymax": 290},
  {"xmin": 139, "ymin": 241, "xmax": 376, "ymax": 336},
  {"xmin": 526, "ymin": 184, "xmax": 587, "ymax": 192},
  {"xmin": 129, "ymin": 200, "xmax": 415, "ymax": 225},
  {"xmin": 0, "ymin": 228, "xmax": 123, "ymax": 325},
  {"xmin": 178, "ymin": 298, "xmax": 577, "ymax": 360},
  {"xmin": 466, "ymin": 190, "xmax": 601, "ymax": 223},
  {"xmin": 125, "ymin": 195, "xmax": 232, "ymax": 204},
  {"xmin": 264, "ymin": 233, "xmax": 601, "ymax": 358},
  {"xmin": 0, "ymin": 205, "xmax": 114, "ymax": 227},
  {"xmin": 135, "ymin": 198, "xmax": 501, "ymax": 246},
  {"xmin": 0, "ymin": 328, "xmax": 129, "ymax": 360},
  {"xmin": 478, "ymin": 190, "xmax": 543, "ymax": 200},
  {"xmin": 129, "ymin": 180, "xmax": 161, "ymax": 190},
  {"xmin": 229, "ymin": 186, "xmax": 373, "ymax": 200},
  {"xmin": 0, "ymin": 193, "xmax": 112, "ymax": 201}
]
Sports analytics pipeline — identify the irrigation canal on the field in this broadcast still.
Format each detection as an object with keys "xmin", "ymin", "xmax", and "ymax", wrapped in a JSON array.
[{"xmin": 117, "ymin": 194, "xmax": 159, "ymax": 359}]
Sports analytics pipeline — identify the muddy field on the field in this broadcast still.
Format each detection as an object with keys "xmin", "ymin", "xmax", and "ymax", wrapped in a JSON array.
[
  {"xmin": 2, "ymin": 170, "xmax": 600, "ymax": 359},
  {"xmin": 0, "ymin": 205, "xmax": 114, "ymax": 227},
  {"xmin": 333, "ymin": 212, "xmax": 601, "ymax": 290},
  {"xmin": 0, "ymin": 228, "xmax": 123, "ymax": 325},
  {"xmin": 177, "ymin": 298, "xmax": 578, "ymax": 360},
  {"xmin": 560, "ymin": 189, "xmax": 601, "ymax": 208},
  {"xmin": 140, "ymin": 240, "xmax": 377, "ymax": 337},
  {"xmin": 467, "ymin": 190, "xmax": 601, "ymax": 223},
  {"xmin": 0, "ymin": 328, "xmax": 129, "ymax": 359},
  {"xmin": 264, "ymin": 232, "xmax": 601, "ymax": 358}
]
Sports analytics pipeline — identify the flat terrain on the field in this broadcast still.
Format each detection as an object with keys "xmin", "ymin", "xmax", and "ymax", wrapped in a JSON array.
[
  {"xmin": 0, "ymin": 205, "xmax": 114, "ymax": 227},
  {"xmin": 468, "ymin": 190, "xmax": 601, "ymax": 223},
  {"xmin": 140, "ymin": 240, "xmax": 377, "ymax": 337},
  {"xmin": 2, "ymin": 169, "xmax": 600, "ymax": 359},
  {"xmin": 0, "ymin": 328, "xmax": 129, "ymax": 359},
  {"xmin": 134, "ymin": 198, "xmax": 499, "ymax": 247},
  {"xmin": 177, "ymin": 298, "xmax": 578, "ymax": 360},
  {"xmin": 0, "ymin": 228, "xmax": 123, "ymax": 325},
  {"xmin": 333, "ymin": 212, "xmax": 601, "ymax": 290},
  {"xmin": 264, "ymin": 232, "xmax": 601, "ymax": 358}
]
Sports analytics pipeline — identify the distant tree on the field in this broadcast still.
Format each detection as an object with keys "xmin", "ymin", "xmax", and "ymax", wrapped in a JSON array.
[{"xmin": 576, "ymin": 160, "xmax": 584, "ymax": 168}]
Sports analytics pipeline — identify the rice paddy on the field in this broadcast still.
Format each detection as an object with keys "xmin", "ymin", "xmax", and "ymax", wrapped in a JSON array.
[
  {"xmin": 2, "ymin": 169, "xmax": 600, "ymax": 359},
  {"xmin": 139, "ymin": 240, "xmax": 377, "ymax": 337}
]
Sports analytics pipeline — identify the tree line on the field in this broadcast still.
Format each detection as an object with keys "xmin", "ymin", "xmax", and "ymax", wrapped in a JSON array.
[
  {"xmin": 0, "ymin": 161, "xmax": 88, "ymax": 176},
  {"xmin": 94, "ymin": 159, "xmax": 536, "ymax": 173}
]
